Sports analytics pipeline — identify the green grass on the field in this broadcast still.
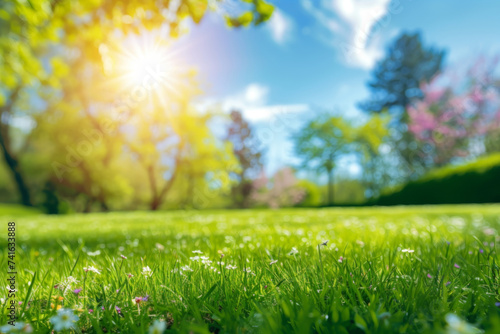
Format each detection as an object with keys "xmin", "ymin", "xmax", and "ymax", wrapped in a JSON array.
[
  {"xmin": 1, "ymin": 205, "xmax": 500, "ymax": 333},
  {"xmin": 0, "ymin": 204, "xmax": 42, "ymax": 217}
]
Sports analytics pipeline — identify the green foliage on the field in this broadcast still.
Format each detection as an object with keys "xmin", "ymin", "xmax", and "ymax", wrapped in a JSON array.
[
  {"xmin": 2, "ymin": 206, "xmax": 500, "ymax": 333},
  {"xmin": 226, "ymin": 110, "xmax": 262, "ymax": 208},
  {"xmin": 0, "ymin": 0, "xmax": 275, "ymax": 210},
  {"xmin": 293, "ymin": 114, "xmax": 357, "ymax": 205},
  {"xmin": 375, "ymin": 154, "xmax": 500, "ymax": 205},
  {"xmin": 360, "ymin": 32, "xmax": 445, "ymax": 116},
  {"xmin": 295, "ymin": 179, "xmax": 322, "ymax": 207}
]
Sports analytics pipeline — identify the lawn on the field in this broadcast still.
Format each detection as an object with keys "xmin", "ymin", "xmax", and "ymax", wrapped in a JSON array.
[{"xmin": 1, "ymin": 205, "xmax": 500, "ymax": 333}]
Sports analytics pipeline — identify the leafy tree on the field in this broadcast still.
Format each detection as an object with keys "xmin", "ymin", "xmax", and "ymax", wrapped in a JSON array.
[
  {"xmin": 293, "ymin": 115, "xmax": 356, "ymax": 205},
  {"xmin": 0, "ymin": 0, "xmax": 274, "ymax": 209},
  {"xmin": 354, "ymin": 113, "xmax": 390, "ymax": 198},
  {"xmin": 360, "ymin": 32, "xmax": 445, "ymax": 118},
  {"xmin": 251, "ymin": 167, "xmax": 305, "ymax": 208},
  {"xmin": 408, "ymin": 56, "xmax": 500, "ymax": 167},
  {"xmin": 359, "ymin": 32, "xmax": 445, "ymax": 178},
  {"xmin": 225, "ymin": 110, "xmax": 262, "ymax": 208}
]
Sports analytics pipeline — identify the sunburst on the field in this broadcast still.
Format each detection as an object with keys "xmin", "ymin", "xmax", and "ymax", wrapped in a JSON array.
[{"xmin": 100, "ymin": 33, "xmax": 187, "ymax": 107}]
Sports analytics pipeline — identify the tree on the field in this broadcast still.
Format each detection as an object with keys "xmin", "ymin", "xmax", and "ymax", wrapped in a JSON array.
[
  {"xmin": 0, "ymin": 0, "xmax": 274, "ymax": 208},
  {"xmin": 359, "ymin": 32, "xmax": 445, "ymax": 178},
  {"xmin": 225, "ymin": 110, "xmax": 262, "ymax": 208},
  {"xmin": 408, "ymin": 56, "xmax": 500, "ymax": 167},
  {"xmin": 293, "ymin": 115, "xmax": 355, "ymax": 205},
  {"xmin": 360, "ymin": 32, "xmax": 445, "ymax": 118},
  {"xmin": 354, "ymin": 113, "xmax": 390, "ymax": 198},
  {"xmin": 251, "ymin": 167, "xmax": 305, "ymax": 209}
]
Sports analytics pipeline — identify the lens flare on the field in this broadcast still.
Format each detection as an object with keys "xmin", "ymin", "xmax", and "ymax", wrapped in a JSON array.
[{"xmin": 101, "ymin": 33, "xmax": 186, "ymax": 102}]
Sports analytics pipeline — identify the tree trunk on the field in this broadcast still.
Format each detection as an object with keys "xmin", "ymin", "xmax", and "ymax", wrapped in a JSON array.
[
  {"xmin": 327, "ymin": 167, "xmax": 334, "ymax": 206},
  {"xmin": 0, "ymin": 129, "xmax": 32, "ymax": 206},
  {"xmin": 150, "ymin": 199, "xmax": 160, "ymax": 211},
  {"xmin": 0, "ymin": 86, "xmax": 32, "ymax": 206}
]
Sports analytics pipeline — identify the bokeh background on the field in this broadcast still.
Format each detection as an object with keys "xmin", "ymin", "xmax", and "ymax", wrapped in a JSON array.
[{"xmin": 1, "ymin": 0, "xmax": 499, "ymax": 213}]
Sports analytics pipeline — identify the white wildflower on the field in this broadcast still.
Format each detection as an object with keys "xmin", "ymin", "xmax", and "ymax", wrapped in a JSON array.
[
  {"xmin": 142, "ymin": 266, "xmax": 153, "ymax": 278},
  {"xmin": 148, "ymin": 320, "xmax": 167, "ymax": 334},
  {"xmin": 50, "ymin": 309, "xmax": 79, "ymax": 331},
  {"xmin": 270, "ymin": 260, "xmax": 278, "ymax": 265},
  {"xmin": 180, "ymin": 265, "xmax": 193, "ymax": 272},
  {"xmin": 445, "ymin": 313, "xmax": 481, "ymax": 334},
  {"xmin": 289, "ymin": 247, "xmax": 299, "ymax": 256},
  {"xmin": 83, "ymin": 266, "xmax": 101, "ymax": 275}
]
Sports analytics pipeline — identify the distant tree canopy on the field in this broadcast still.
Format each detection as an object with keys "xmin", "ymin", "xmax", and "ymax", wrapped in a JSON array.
[
  {"xmin": 293, "ymin": 115, "xmax": 356, "ymax": 205},
  {"xmin": 226, "ymin": 110, "xmax": 262, "ymax": 208},
  {"xmin": 358, "ymin": 32, "xmax": 446, "ymax": 180},
  {"xmin": 0, "ymin": 0, "xmax": 274, "ymax": 211},
  {"xmin": 360, "ymin": 32, "xmax": 445, "ymax": 121}
]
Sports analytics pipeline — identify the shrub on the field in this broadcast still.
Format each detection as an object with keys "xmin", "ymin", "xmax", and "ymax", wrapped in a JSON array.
[{"xmin": 374, "ymin": 154, "xmax": 500, "ymax": 205}]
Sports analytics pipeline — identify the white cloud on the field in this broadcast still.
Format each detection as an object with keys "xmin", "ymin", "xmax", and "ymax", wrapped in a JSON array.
[
  {"xmin": 267, "ymin": 9, "xmax": 294, "ymax": 45},
  {"xmin": 197, "ymin": 83, "xmax": 309, "ymax": 122},
  {"xmin": 244, "ymin": 104, "xmax": 309, "ymax": 122},
  {"xmin": 302, "ymin": 0, "xmax": 394, "ymax": 69}
]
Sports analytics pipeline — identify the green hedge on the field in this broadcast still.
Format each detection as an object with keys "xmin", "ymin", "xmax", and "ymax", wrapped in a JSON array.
[{"xmin": 374, "ymin": 154, "xmax": 500, "ymax": 205}]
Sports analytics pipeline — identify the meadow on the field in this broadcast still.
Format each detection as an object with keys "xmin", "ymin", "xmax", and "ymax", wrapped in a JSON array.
[{"xmin": 1, "ymin": 205, "xmax": 500, "ymax": 333}]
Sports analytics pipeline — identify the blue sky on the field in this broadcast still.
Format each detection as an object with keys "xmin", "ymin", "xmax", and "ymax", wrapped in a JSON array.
[{"xmin": 172, "ymin": 0, "xmax": 500, "ymax": 177}]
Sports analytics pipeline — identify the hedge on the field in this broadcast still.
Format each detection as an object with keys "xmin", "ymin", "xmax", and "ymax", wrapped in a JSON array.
[{"xmin": 374, "ymin": 153, "xmax": 500, "ymax": 205}]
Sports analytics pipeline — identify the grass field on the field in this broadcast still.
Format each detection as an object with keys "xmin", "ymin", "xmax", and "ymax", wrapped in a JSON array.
[{"xmin": 1, "ymin": 205, "xmax": 500, "ymax": 333}]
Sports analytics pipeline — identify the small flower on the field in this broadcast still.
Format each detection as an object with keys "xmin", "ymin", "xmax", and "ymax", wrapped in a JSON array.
[
  {"xmin": 446, "ymin": 281, "xmax": 451, "ymax": 287},
  {"xmin": 288, "ymin": 247, "xmax": 299, "ymax": 256},
  {"xmin": 401, "ymin": 249, "xmax": 414, "ymax": 253},
  {"xmin": 270, "ymin": 260, "xmax": 278, "ymax": 265},
  {"xmin": 120, "ymin": 254, "xmax": 127, "ymax": 259},
  {"xmin": 445, "ymin": 313, "xmax": 481, "ymax": 333},
  {"xmin": 142, "ymin": 266, "xmax": 153, "ymax": 278},
  {"xmin": 50, "ymin": 308, "xmax": 79, "ymax": 331},
  {"xmin": 338, "ymin": 256, "xmax": 344, "ymax": 263},
  {"xmin": 495, "ymin": 302, "xmax": 500, "ymax": 308},
  {"xmin": 88, "ymin": 309, "xmax": 93, "ymax": 313},
  {"xmin": 427, "ymin": 274, "xmax": 432, "ymax": 279},
  {"xmin": 148, "ymin": 320, "xmax": 167, "ymax": 334},
  {"xmin": 127, "ymin": 273, "xmax": 134, "ymax": 278},
  {"xmin": 87, "ymin": 250, "xmax": 101, "ymax": 256},
  {"xmin": 18, "ymin": 322, "xmax": 33, "ymax": 333},
  {"xmin": 180, "ymin": 265, "xmax": 193, "ymax": 272},
  {"xmin": 133, "ymin": 297, "xmax": 143, "ymax": 305},
  {"xmin": 480, "ymin": 249, "xmax": 484, "ymax": 253},
  {"xmin": 192, "ymin": 250, "xmax": 203, "ymax": 254},
  {"xmin": 3, "ymin": 322, "xmax": 33, "ymax": 333},
  {"xmin": 225, "ymin": 265, "xmax": 237, "ymax": 270},
  {"xmin": 115, "ymin": 306, "xmax": 121, "ymax": 314},
  {"xmin": 454, "ymin": 263, "xmax": 460, "ymax": 269},
  {"xmin": 155, "ymin": 243, "xmax": 165, "ymax": 251},
  {"xmin": 73, "ymin": 288, "xmax": 82, "ymax": 295},
  {"xmin": 83, "ymin": 266, "xmax": 101, "ymax": 275}
]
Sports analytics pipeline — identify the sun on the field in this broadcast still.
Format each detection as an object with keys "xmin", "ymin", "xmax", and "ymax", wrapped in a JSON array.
[
  {"xmin": 121, "ymin": 44, "xmax": 171, "ymax": 90},
  {"xmin": 101, "ymin": 34, "xmax": 184, "ymax": 99}
]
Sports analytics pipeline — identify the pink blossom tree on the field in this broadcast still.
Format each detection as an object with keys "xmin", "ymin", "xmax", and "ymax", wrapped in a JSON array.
[
  {"xmin": 408, "ymin": 56, "xmax": 500, "ymax": 167},
  {"xmin": 251, "ymin": 167, "xmax": 305, "ymax": 209}
]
